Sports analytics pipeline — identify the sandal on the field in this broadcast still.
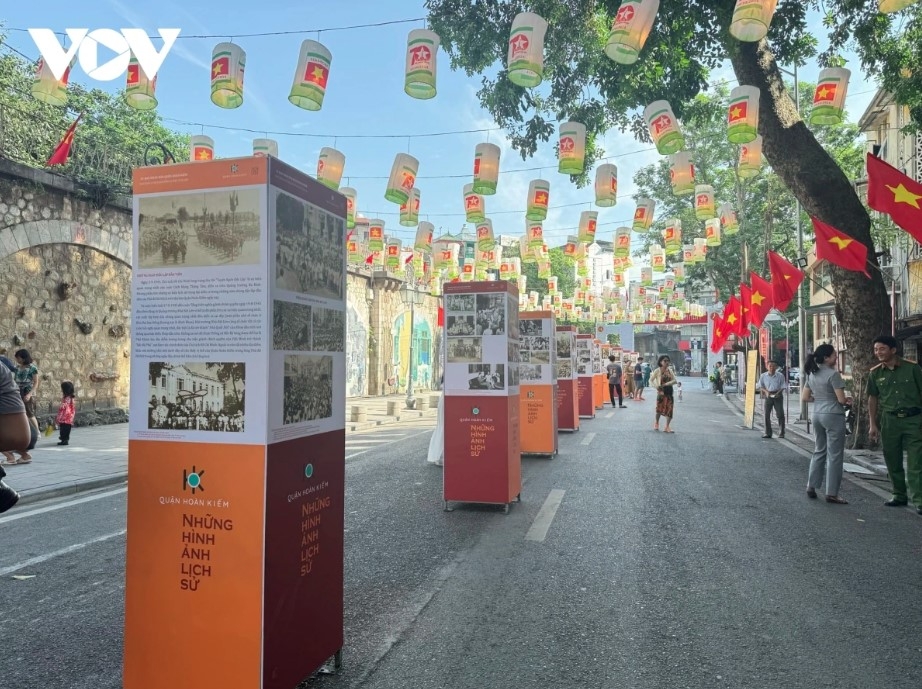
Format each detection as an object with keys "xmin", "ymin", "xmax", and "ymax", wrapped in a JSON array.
[
  {"xmin": 826, "ymin": 495, "xmax": 848, "ymax": 504},
  {"xmin": 653, "ymin": 424, "xmax": 659, "ymax": 431},
  {"xmin": 663, "ymin": 428, "xmax": 674, "ymax": 433},
  {"xmin": 1, "ymin": 452, "xmax": 16, "ymax": 465}
]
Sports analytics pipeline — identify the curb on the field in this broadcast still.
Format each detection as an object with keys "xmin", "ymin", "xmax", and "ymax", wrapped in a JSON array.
[{"xmin": 17, "ymin": 474, "xmax": 128, "ymax": 506}]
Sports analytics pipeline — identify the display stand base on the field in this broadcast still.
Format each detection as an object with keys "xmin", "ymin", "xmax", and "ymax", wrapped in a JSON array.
[
  {"xmin": 522, "ymin": 451, "xmax": 556, "ymax": 459},
  {"xmin": 317, "ymin": 650, "xmax": 343, "ymax": 676},
  {"xmin": 558, "ymin": 427, "xmax": 579, "ymax": 433},
  {"xmin": 444, "ymin": 494, "xmax": 521, "ymax": 514},
  {"xmin": 579, "ymin": 414, "xmax": 596, "ymax": 419}
]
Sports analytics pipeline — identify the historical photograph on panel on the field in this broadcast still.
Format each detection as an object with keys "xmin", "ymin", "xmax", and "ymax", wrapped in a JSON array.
[
  {"xmin": 446, "ymin": 294, "xmax": 475, "ymax": 313},
  {"xmin": 447, "ymin": 314, "xmax": 476, "ymax": 336},
  {"xmin": 507, "ymin": 295, "xmax": 520, "ymax": 340},
  {"xmin": 557, "ymin": 359, "xmax": 572, "ymax": 380},
  {"xmin": 475, "ymin": 293, "xmax": 506, "ymax": 336},
  {"xmin": 557, "ymin": 332, "xmax": 572, "ymax": 359},
  {"xmin": 283, "ymin": 354, "xmax": 333, "ymax": 424},
  {"xmin": 520, "ymin": 363, "xmax": 543, "ymax": 382},
  {"xmin": 138, "ymin": 188, "xmax": 261, "ymax": 268},
  {"xmin": 508, "ymin": 340, "xmax": 520, "ymax": 363},
  {"xmin": 272, "ymin": 300, "xmax": 312, "ymax": 351},
  {"xmin": 526, "ymin": 336, "xmax": 551, "ymax": 363},
  {"xmin": 147, "ymin": 362, "xmax": 245, "ymax": 431},
  {"xmin": 467, "ymin": 363, "xmax": 505, "ymax": 390},
  {"xmin": 448, "ymin": 337, "xmax": 482, "ymax": 363},
  {"xmin": 509, "ymin": 363, "xmax": 519, "ymax": 387},
  {"xmin": 311, "ymin": 306, "xmax": 345, "ymax": 352},
  {"xmin": 521, "ymin": 318, "xmax": 544, "ymax": 337},
  {"xmin": 275, "ymin": 191, "xmax": 345, "ymax": 300}
]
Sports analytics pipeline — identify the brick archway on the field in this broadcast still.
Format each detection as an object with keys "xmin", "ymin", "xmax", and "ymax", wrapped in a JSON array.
[{"xmin": 0, "ymin": 219, "xmax": 131, "ymax": 267}]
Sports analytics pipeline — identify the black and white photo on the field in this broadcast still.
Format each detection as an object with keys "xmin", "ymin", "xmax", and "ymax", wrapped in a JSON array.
[
  {"xmin": 519, "ymin": 364, "xmax": 543, "ymax": 382},
  {"xmin": 283, "ymin": 354, "xmax": 333, "ymax": 424},
  {"xmin": 275, "ymin": 191, "xmax": 345, "ymax": 300},
  {"xmin": 557, "ymin": 333, "xmax": 572, "ymax": 359},
  {"xmin": 138, "ymin": 189, "xmax": 261, "ymax": 268},
  {"xmin": 147, "ymin": 362, "xmax": 245, "ymax": 432},
  {"xmin": 311, "ymin": 306, "xmax": 345, "ymax": 352},
  {"xmin": 525, "ymin": 336, "xmax": 551, "ymax": 364},
  {"xmin": 446, "ymin": 294, "xmax": 475, "ymax": 312},
  {"xmin": 521, "ymin": 319, "xmax": 544, "ymax": 337},
  {"xmin": 448, "ymin": 337, "xmax": 482, "ymax": 363},
  {"xmin": 467, "ymin": 363, "xmax": 505, "ymax": 390},
  {"xmin": 475, "ymin": 293, "xmax": 506, "ymax": 335},
  {"xmin": 273, "ymin": 301, "xmax": 312, "ymax": 351},
  {"xmin": 557, "ymin": 360, "xmax": 573, "ymax": 379},
  {"xmin": 447, "ymin": 314, "xmax": 476, "ymax": 336}
]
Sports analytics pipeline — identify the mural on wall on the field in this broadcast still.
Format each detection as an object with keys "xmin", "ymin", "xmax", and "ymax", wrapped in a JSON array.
[
  {"xmin": 393, "ymin": 311, "xmax": 433, "ymax": 392},
  {"xmin": 346, "ymin": 304, "xmax": 368, "ymax": 397}
]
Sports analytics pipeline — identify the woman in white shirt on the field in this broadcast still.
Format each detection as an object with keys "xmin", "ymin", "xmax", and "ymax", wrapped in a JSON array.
[
  {"xmin": 649, "ymin": 355, "xmax": 677, "ymax": 433},
  {"xmin": 801, "ymin": 344, "xmax": 849, "ymax": 504}
]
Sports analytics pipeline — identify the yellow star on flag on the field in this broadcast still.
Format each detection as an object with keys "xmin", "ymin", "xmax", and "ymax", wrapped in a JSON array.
[
  {"xmin": 887, "ymin": 183, "xmax": 922, "ymax": 209},
  {"xmin": 829, "ymin": 235, "xmax": 853, "ymax": 250},
  {"xmin": 212, "ymin": 63, "xmax": 224, "ymax": 77},
  {"xmin": 817, "ymin": 87, "xmax": 829, "ymax": 99},
  {"xmin": 730, "ymin": 106, "xmax": 742, "ymax": 119},
  {"xmin": 727, "ymin": 314, "xmax": 737, "ymax": 325},
  {"xmin": 310, "ymin": 66, "xmax": 325, "ymax": 82},
  {"xmin": 751, "ymin": 291, "xmax": 765, "ymax": 306}
]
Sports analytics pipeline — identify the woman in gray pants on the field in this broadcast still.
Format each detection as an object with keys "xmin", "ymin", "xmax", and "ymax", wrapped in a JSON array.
[{"xmin": 801, "ymin": 344, "xmax": 849, "ymax": 504}]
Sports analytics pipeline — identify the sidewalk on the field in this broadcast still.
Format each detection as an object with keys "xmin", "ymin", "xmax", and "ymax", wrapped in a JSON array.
[
  {"xmin": 719, "ymin": 389, "xmax": 889, "ymax": 477},
  {"xmin": 3, "ymin": 393, "xmax": 440, "ymax": 506}
]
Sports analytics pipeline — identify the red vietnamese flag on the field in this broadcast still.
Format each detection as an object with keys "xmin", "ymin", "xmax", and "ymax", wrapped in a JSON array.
[
  {"xmin": 46, "ymin": 114, "xmax": 82, "ymax": 166},
  {"xmin": 813, "ymin": 81, "xmax": 837, "ymax": 105},
  {"xmin": 305, "ymin": 61, "xmax": 329, "ymax": 88},
  {"xmin": 127, "ymin": 62, "xmax": 140, "ymax": 86},
  {"xmin": 728, "ymin": 100, "xmax": 748, "ymax": 123},
  {"xmin": 722, "ymin": 295, "xmax": 746, "ymax": 338},
  {"xmin": 748, "ymin": 271, "xmax": 774, "ymax": 327},
  {"xmin": 811, "ymin": 216, "xmax": 870, "ymax": 278},
  {"xmin": 211, "ymin": 55, "xmax": 229, "ymax": 81},
  {"xmin": 767, "ymin": 251, "xmax": 804, "ymax": 312},
  {"xmin": 866, "ymin": 153, "xmax": 922, "ymax": 244},
  {"xmin": 739, "ymin": 283, "xmax": 753, "ymax": 330},
  {"xmin": 710, "ymin": 314, "xmax": 728, "ymax": 354}
]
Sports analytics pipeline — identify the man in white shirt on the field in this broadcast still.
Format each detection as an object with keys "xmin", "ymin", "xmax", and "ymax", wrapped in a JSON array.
[{"xmin": 759, "ymin": 360, "xmax": 788, "ymax": 439}]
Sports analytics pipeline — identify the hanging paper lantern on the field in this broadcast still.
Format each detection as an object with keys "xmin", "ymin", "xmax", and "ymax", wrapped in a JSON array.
[
  {"xmin": 385, "ymin": 153, "xmax": 419, "ymax": 205},
  {"xmin": 526, "ymin": 179, "xmax": 551, "ymax": 221},
  {"xmin": 879, "ymin": 0, "xmax": 920, "ymax": 11},
  {"xmin": 633, "ymin": 198, "xmax": 655, "ymax": 232},
  {"xmin": 578, "ymin": 211, "xmax": 599, "ymax": 244},
  {"xmin": 810, "ymin": 67, "xmax": 851, "ymax": 126},
  {"xmin": 594, "ymin": 163, "xmax": 618, "ymax": 207},
  {"xmin": 613, "ymin": 272, "xmax": 626, "ymax": 288},
  {"xmin": 404, "ymin": 29, "xmax": 439, "ymax": 99},
  {"xmin": 615, "ymin": 227, "xmax": 632, "ymax": 258},
  {"xmin": 527, "ymin": 222, "xmax": 544, "ymax": 250},
  {"xmin": 253, "ymin": 139, "xmax": 279, "ymax": 158},
  {"xmin": 435, "ymin": 243, "xmax": 459, "ymax": 272},
  {"xmin": 738, "ymin": 135, "xmax": 763, "ymax": 178},
  {"xmin": 507, "ymin": 12, "xmax": 549, "ymax": 87},
  {"xmin": 32, "ymin": 57, "xmax": 71, "ymax": 106},
  {"xmin": 317, "ymin": 147, "xmax": 346, "ymax": 190},
  {"xmin": 473, "ymin": 143, "xmax": 501, "ymax": 195},
  {"xmin": 548, "ymin": 276, "xmax": 559, "ymax": 294},
  {"xmin": 641, "ymin": 266, "xmax": 653, "ymax": 287},
  {"xmin": 605, "ymin": 0, "xmax": 661, "ymax": 65},
  {"xmin": 125, "ymin": 56, "xmax": 157, "ymax": 110},
  {"xmin": 564, "ymin": 236, "xmax": 579, "ymax": 258},
  {"xmin": 210, "ymin": 42, "xmax": 246, "ymax": 109},
  {"xmin": 682, "ymin": 244, "xmax": 695, "ymax": 264},
  {"xmin": 693, "ymin": 237, "xmax": 708, "ymax": 262},
  {"xmin": 727, "ymin": 85, "xmax": 760, "ymax": 144},
  {"xmin": 476, "ymin": 219, "xmax": 496, "ymax": 252},
  {"xmin": 662, "ymin": 276, "xmax": 676, "ymax": 296},
  {"xmin": 558, "ymin": 121, "xmax": 587, "ymax": 175},
  {"xmin": 705, "ymin": 218, "xmax": 722, "ymax": 247},
  {"xmin": 385, "ymin": 238, "xmax": 402, "ymax": 271},
  {"xmin": 644, "ymin": 100, "xmax": 685, "ymax": 155},
  {"xmin": 650, "ymin": 245, "xmax": 666, "ymax": 273},
  {"xmin": 537, "ymin": 258, "xmax": 552, "ymax": 280},
  {"xmin": 673, "ymin": 262, "xmax": 685, "ymax": 281},
  {"xmin": 669, "ymin": 151, "xmax": 695, "ymax": 196},
  {"xmin": 577, "ymin": 256, "xmax": 589, "ymax": 278},
  {"xmin": 718, "ymin": 203, "xmax": 739, "ymax": 235},
  {"xmin": 729, "ymin": 0, "xmax": 778, "ymax": 42},
  {"xmin": 341, "ymin": 187, "xmax": 357, "ymax": 229},
  {"xmin": 347, "ymin": 238, "xmax": 362, "ymax": 265},
  {"xmin": 461, "ymin": 258, "xmax": 476, "ymax": 282},
  {"xmin": 414, "ymin": 221, "xmax": 434, "ymax": 253},
  {"xmin": 462, "ymin": 183, "xmax": 486, "ymax": 223},
  {"xmin": 190, "ymin": 135, "xmax": 214, "ymax": 162},
  {"xmin": 368, "ymin": 219, "xmax": 385, "ymax": 253},
  {"xmin": 290, "ymin": 39, "xmax": 332, "ymax": 111},
  {"xmin": 519, "ymin": 235, "xmax": 534, "ymax": 264},
  {"xmin": 400, "ymin": 188, "xmax": 421, "ymax": 226},
  {"xmin": 511, "ymin": 258, "xmax": 522, "ymax": 280},
  {"xmin": 694, "ymin": 185, "xmax": 716, "ymax": 220},
  {"xmin": 663, "ymin": 218, "xmax": 682, "ymax": 254}
]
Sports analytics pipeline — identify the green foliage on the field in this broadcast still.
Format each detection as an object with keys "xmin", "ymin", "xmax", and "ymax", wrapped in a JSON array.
[
  {"xmin": 0, "ymin": 38, "xmax": 189, "ymax": 196},
  {"xmin": 503, "ymin": 244, "xmax": 578, "ymax": 300}
]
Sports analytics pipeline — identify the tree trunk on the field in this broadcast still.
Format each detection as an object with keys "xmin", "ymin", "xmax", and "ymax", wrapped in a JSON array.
[{"xmin": 729, "ymin": 40, "xmax": 891, "ymax": 447}]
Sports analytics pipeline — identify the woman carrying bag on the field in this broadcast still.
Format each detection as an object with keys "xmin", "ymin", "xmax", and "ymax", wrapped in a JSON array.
[{"xmin": 801, "ymin": 344, "xmax": 849, "ymax": 504}]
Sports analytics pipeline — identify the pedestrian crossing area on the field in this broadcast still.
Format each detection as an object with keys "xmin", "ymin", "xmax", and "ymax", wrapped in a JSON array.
[{"xmin": 345, "ymin": 418, "xmax": 436, "ymax": 459}]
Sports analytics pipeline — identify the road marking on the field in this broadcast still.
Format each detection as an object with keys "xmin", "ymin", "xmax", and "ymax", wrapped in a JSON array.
[
  {"xmin": 346, "ymin": 428, "xmax": 434, "ymax": 462},
  {"xmin": 0, "ymin": 486, "xmax": 127, "ymax": 525},
  {"xmin": 580, "ymin": 432, "xmax": 596, "ymax": 446},
  {"xmin": 525, "ymin": 489, "xmax": 565, "ymax": 542},
  {"xmin": 0, "ymin": 529, "xmax": 126, "ymax": 577},
  {"xmin": 604, "ymin": 412, "xmax": 614, "ymax": 419}
]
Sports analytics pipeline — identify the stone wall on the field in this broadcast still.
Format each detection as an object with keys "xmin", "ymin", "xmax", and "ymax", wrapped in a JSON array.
[{"xmin": 0, "ymin": 159, "xmax": 133, "ymax": 423}]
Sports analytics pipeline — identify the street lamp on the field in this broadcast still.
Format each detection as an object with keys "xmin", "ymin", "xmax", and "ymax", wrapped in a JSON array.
[{"xmin": 399, "ymin": 279, "xmax": 426, "ymax": 410}]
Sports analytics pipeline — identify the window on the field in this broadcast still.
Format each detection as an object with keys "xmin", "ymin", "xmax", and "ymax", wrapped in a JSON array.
[
  {"xmin": 177, "ymin": 378, "xmax": 184, "ymax": 391},
  {"xmin": 160, "ymin": 376, "xmax": 166, "ymax": 388}
]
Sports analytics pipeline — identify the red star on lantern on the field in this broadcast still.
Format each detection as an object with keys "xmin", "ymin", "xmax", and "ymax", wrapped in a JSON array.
[
  {"xmin": 401, "ymin": 173, "xmax": 415, "ymax": 190},
  {"xmin": 697, "ymin": 194, "xmax": 708, "ymax": 205},
  {"xmin": 616, "ymin": 5, "xmax": 635, "ymax": 24},
  {"xmin": 560, "ymin": 137, "xmax": 575, "ymax": 153},
  {"xmin": 652, "ymin": 115, "xmax": 672, "ymax": 134},
  {"xmin": 466, "ymin": 196, "xmax": 480, "ymax": 210},
  {"xmin": 510, "ymin": 34, "xmax": 529, "ymax": 54}
]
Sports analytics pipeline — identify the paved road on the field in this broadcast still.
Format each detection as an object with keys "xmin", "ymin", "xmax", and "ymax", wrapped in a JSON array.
[{"xmin": 1, "ymin": 383, "xmax": 921, "ymax": 689}]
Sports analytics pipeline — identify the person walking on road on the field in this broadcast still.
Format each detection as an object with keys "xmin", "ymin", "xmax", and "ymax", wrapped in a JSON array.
[
  {"xmin": 713, "ymin": 362, "xmax": 725, "ymax": 396},
  {"xmin": 867, "ymin": 335, "xmax": 922, "ymax": 514},
  {"xmin": 801, "ymin": 344, "xmax": 849, "ymax": 504},
  {"xmin": 633, "ymin": 357, "xmax": 646, "ymax": 401},
  {"xmin": 606, "ymin": 355, "xmax": 625, "ymax": 408},
  {"xmin": 650, "ymin": 355, "xmax": 676, "ymax": 433},
  {"xmin": 622, "ymin": 360, "xmax": 635, "ymax": 400},
  {"xmin": 759, "ymin": 360, "xmax": 787, "ymax": 439}
]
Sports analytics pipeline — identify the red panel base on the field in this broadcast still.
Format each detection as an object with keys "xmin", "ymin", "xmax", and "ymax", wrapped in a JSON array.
[{"xmin": 556, "ymin": 379, "xmax": 580, "ymax": 432}]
